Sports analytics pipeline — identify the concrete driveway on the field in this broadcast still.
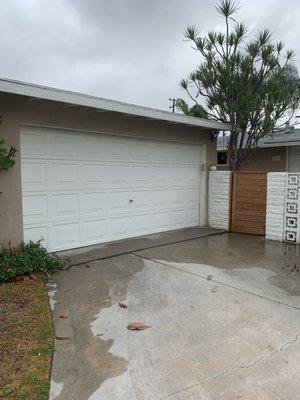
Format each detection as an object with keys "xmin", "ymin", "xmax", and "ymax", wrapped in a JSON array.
[{"xmin": 48, "ymin": 229, "xmax": 300, "ymax": 400}]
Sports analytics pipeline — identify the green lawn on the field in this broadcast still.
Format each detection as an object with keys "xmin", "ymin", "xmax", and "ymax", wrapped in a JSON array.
[{"xmin": 0, "ymin": 276, "xmax": 53, "ymax": 399}]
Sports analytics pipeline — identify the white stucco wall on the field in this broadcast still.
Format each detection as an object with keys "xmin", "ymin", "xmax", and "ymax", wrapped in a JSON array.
[
  {"xmin": 265, "ymin": 173, "xmax": 286, "ymax": 242},
  {"xmin": 208, "ymin": 171, "xmax": 231, "ymax": 230}
]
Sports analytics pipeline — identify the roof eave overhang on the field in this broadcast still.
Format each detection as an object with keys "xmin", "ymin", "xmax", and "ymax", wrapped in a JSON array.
[
  {"xmin": 260, "ymin": 139, "xmax": 300, "ymax": 148},
  {"xmin": 0, "ymin": 78, "xmax": 230, "ymax": 131}
]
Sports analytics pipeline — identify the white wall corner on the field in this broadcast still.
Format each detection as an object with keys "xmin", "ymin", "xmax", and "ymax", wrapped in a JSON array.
[
  {"xmin": 266, "ymin": 172, "xmax": 286, "ymax": 242},
  {"xmin": 265, "ymin": 173, "xmax": 286, "ymax": 242},
  {"xmin": 266, "ymin": 172, "xmax": 300, "ymax": 244},
  {"xmin": 208, "ymin": 171, "xmax": 231, "ymax": 230}
]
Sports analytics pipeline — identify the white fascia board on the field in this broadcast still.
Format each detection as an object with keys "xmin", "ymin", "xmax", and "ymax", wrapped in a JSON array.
[
  {"xmin": 0, "ymin": 78, "xmax": 230, "ymax": 131},
  {"xmin": 260, "ymin": 140, "xmax": 300, "ymax": 148}
]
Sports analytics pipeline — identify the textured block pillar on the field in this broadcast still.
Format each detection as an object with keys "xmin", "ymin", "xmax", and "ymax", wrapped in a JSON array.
[
  {"xmin": 208, "ymin": 171, "xmax": 231, "ymax": 230},
  {"xmin": 283, "ymin": 173, "xmax": 300, "ymax": 244},
  {"xmin": 266, "ymin": 172, "xmax": 300, "ymax": 244},
  {"xmin": 265, "ymin": 173, "xmax": 286, "ymax": 242}
]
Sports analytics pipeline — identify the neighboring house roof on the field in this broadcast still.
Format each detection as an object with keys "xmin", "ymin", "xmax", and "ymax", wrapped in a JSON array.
[
  {"xmin": 0, "ymin": 77, "xmax": 230, "ymax": 131},
  {"xmin": 260, "ymin": 127, "xmax": 300, "ymax": 147},
  {"xmin": 217, "ymin": 128, "xmax": 300, "ymax": 151}
]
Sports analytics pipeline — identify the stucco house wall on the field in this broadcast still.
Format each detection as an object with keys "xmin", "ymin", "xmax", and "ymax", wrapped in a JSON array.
[
  {"xmin": 242, "ymin": 147, "xmax": 287, "ymax": 172},
  {"xmin": 0, "ymin": 93, "xmax": 217, "ymax": 246},
  {"xmin": 217, "ymin": 147, "xmax": 287, "ymax": 172}
]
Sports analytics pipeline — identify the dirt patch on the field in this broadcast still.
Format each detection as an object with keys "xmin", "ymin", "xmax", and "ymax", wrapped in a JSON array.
[{"xmin": 0, "ymin": 276, "xmax": 53, "ymax": 399}]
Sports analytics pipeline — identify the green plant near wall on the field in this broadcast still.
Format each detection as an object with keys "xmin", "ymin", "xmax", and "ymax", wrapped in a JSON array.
[
  {"xmin": 0, "ymin": 240, "xmax": 64, "ymax": 283},
  {"xmin": 0, "ymin": 138, "xmax": 17, "ymax": 171}
]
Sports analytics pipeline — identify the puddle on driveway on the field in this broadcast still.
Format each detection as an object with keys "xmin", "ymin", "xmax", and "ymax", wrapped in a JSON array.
[
  {"xmin": 154, "ymin": 260, "xmax": 300, "ymax": 309},
  {"xmin": 88, "ymin": 303, "xmax": 136, "ymax": 399},
  {"xmin": 50, "ymin": 254, "xmax": 144, "ymax": 400},
  {"xmin": 49, "ymin": 234, "xmax": 300, "ymax": 399},
  {"xmin": 76, "ymin": 257, "xmax": 300, "ymax": 400},
  {"xmin": 136, "ymin": 233, "xmax": 300, "ymax": 297}
]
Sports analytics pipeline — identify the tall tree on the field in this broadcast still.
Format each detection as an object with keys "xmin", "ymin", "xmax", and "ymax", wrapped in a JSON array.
[{"xmin": 178, "ymin": 0, "xmax": 300, "ymax": 170}]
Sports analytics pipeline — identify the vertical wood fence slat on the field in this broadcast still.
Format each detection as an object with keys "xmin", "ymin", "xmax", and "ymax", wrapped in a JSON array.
[{"xmin": 230, "ymin": 172, "xmax": 267, "ymax": 235}]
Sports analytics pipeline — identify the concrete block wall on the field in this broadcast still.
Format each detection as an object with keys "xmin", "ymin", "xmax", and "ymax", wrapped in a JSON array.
[
  {"xmin": 266, "ymin": 172, "xmax": 300, "ymax": 244},
  {"xmin": 208, "ymin": 171, "xmax": 300, "ymax": 244},
  {"xmin": 282, "ymin": 173, "xmax": 300, "ymax": 244},
  {"xmin": 208, "ymin": 171, "xmax": 231, "ymax": 230},
  {"xmin": 265, "ymin": 173, "xmax": 286, "ymax": 242}
]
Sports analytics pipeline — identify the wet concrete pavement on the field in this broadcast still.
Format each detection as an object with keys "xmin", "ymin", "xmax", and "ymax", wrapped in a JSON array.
[
  {"xmin": 56, "ymin": 226, "xmax": 223, "ymax": 266},
  {"xmin": 48, "ymin": 232, "xmax": 300, "ymax": 400}
]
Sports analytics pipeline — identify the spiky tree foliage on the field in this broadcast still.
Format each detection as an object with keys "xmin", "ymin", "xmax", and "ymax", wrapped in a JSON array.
[
  {"xmin": 180, "ymin": 0, "xmax": 300, "ymax": 170},
  {"xmin": 175, "ymin": 99, "xmax": 208, "ymax": 118}
]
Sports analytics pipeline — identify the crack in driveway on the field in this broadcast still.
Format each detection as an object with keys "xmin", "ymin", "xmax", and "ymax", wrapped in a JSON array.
[
  {"xmin": 50, "ymin": 233, "xmax": 300, "ymax": 400},
  {"xmin": 160, "ymin": 332, "xmax": 300, "ymax": 399}
]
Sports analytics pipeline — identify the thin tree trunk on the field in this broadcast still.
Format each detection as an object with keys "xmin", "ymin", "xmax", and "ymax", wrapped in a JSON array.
[
  {"xmin": 227, "ymin": 128, "xmax": 242, "ymax": 171},
  {"xmin": 228, "ymin": 158, "xmax": 241, "ymax": 171}
]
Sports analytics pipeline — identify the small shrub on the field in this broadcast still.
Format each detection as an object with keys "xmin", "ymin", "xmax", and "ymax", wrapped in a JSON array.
[{"xmin": 0, "ymin": 241, "xmax": 63, "ymax": 283}]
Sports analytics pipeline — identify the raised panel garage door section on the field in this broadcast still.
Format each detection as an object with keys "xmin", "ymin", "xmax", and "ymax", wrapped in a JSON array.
[{"xmin": 21, "ymin": 127, "xmax": 204, "ymax": 251}]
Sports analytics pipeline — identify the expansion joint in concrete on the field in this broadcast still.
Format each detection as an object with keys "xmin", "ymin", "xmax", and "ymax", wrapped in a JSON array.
[
  {"xmin": 160, "ymin": 332, "xmax": 300, "ymax": 399},
  {"xmin": 131, "ymin": 253, "xmax": 300, "ymax": 311}
]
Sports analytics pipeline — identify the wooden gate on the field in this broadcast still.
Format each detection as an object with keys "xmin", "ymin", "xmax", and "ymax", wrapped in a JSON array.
[{"xmin": 230, "ymin": 172, "xmax": 267, "ymax": 235}]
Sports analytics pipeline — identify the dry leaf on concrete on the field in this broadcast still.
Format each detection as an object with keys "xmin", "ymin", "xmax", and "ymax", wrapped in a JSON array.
[
  {"xmin": 55, "ymin": 336, "xmax": 70, "ymax": 340},
  {"xmin": 127, "ymin": 322, "xmax": 151, "ymax": 331}
]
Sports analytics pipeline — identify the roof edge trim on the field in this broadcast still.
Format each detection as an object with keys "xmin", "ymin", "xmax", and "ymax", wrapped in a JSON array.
[{"xmin": 0, "ymin": 77, "xmax": 230, "ymax": 131}]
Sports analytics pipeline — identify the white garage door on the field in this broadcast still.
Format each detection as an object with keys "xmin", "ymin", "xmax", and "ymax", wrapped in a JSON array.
[
  {"xmin": 290, "ymin": 146, "xmax": 300, "ymax": 172},
  {"xmin": 21, "ymin": 127, "xmax": 204, "ymax": 251}
]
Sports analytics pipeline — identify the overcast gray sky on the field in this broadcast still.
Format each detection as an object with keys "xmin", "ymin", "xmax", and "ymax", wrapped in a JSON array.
[{"xmin": 0, "ymin": 0, "xmax": 299, "ymax": 110}]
